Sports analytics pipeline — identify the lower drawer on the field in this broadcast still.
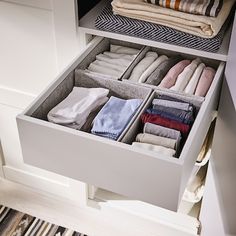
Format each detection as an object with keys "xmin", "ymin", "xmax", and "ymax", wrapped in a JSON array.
[{"xmin": 17, "ymin": 36, "xmax": 225, "ymax": 211}]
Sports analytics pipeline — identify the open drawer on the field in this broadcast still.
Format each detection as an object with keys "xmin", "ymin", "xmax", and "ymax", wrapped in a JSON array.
[{"xmin": 16, "ymin": 36, "xmax": 225, "ymax": 211}]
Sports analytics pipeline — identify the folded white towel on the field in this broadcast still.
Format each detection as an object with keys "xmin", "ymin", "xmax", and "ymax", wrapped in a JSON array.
[
  {"xmin": 84, "ymin": 69, "xmax": 119, "ymax": 80},
  {"xmin": 138, "ymin": 55, "xmax": 168, "ymax": 83},
  {"xmin": 88, "ymin": 63, "xmax": 122, "ymax": 77},
  {"xmin": 110, "ymin": 44, "xmax": 140, "ymax": 55},
  {"xmin": 112, "ymin": 0, "xmax": 235, "ymax": 38},
  {"xmin": 170, "ymin": 58, "xmax": 201, "ymax": 92},
  {"xmin": 184, "ymin": 63, "xmax": 206, "ymax": 95},
  {"xmin": 96, "ymin": 54, "xmax": 132, "ymax": 67},
  {"xmin": 47, "ymin": 87, "xmax": 109, "ymax": 129},
  {"xmin": 132, "ymin": 142, "xmax": 176, "ymax": 157},
  {"xmin": 129, "ymin": 51, "xmax": 158, "ymax": 82}
]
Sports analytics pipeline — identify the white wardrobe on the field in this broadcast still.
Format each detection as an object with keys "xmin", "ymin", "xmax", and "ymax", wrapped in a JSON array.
[{"xmin": 0, "ymin": 1, "xmax": 235, "ymax": 235}]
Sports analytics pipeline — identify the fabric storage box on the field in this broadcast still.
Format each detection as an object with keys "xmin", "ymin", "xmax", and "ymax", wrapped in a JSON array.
[{"xmin": 17, "ymin": 36, "xmax": 225, "ymax": 211}]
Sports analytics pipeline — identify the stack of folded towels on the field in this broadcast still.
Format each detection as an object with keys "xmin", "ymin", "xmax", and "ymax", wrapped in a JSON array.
[
  {"xmin": 47, "ymin": 87, "xmax": 142, "ymax": 141},
  {"xmin": 85, "ymin": 44, "xmax": 139, "ymax": 79},
  {"xmin": 95, "ymin": 0, "xmax": 235, "ymax": 52},
  {"xmin": 128, "ymin": 53, "xmax": 216, "ymax": 97},
  {"xmin": 132, "ymin": 95, "xmax": 196, "ymax": 157}
]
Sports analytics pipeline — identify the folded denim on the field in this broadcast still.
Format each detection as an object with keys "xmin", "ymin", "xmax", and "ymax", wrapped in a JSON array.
[
  {"xmin": 146, "ymin": 106, "xmax": 194, "ymax": 125},
  {"xmin": 145, "ymin": 56, "xmax": 183, "ymax": 86},
  {"xmin": 47, "ymin": 87, "xmax": 109, "ymax": 129},
  {"xmin": 132, "ymin": 142, "xmax": 176, "ymax": 157},
  {"xmin": 136, "ymin": 133, "xmax": 176, "ymax": 149},
  {"xmin": 91, "ymin": 96, "xmax": 142, "ymax": 140},
  {"xmin": 141, "ymin": 113, "xmax": 190, "ymax": 137}
]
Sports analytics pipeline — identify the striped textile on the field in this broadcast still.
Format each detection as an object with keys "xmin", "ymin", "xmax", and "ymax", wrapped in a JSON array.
[
  {"xmin": 0, "ymin": 205, "xmax": 87, "ymax": 236},
  {"xmin": 144, "ymin": 0, "xmax": 223, "ymax": 17},
  {"xmin": 95, "ymin": 3, "xmax": 230, "ymax": 53}
]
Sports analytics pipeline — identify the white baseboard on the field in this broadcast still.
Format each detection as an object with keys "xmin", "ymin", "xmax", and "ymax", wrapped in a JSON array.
[{"xmin": 3, "ymin": 165, "xmax": 88, "ymax": 205}]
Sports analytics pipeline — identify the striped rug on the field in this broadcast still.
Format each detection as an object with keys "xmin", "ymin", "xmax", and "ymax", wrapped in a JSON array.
[{"xmin": 0, "ymin": 205, "xmax": 87, "ymax": 236}]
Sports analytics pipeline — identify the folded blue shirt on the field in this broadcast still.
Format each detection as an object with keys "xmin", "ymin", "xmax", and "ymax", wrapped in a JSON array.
[{"xmin": 91, "ymin": 96, "xmax": 142, "ymax": 140}]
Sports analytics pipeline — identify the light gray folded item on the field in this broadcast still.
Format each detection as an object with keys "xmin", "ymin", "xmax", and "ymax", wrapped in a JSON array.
[
  {"xmin": 103, "ymin": 51, "xmax": 136, "ymax": 60},
  {"xmin": 132, "ymin": 142, "xmax": 176, "ymax": 157},
  {"xmin": 170, "ymin": 58, "xmax": 201, "ymax": 92},
  {"xmin": 110, "ymin": 44, "xmax": 140, "ymax": 55},
  {"xmin": 136, "ymin": 133, "xmax": 176, "ymax": 149},
  {"xmin": 129, "ymin": 51, "xmax": 158, "ymax": 82},
  {"xmin": 138, "ymin": 55, "xmax": 168, "ymax": 83},
  {"xmin": 87, "ymin": 63, "xmax": 122, "ymax": 77},
  {"xmin": 96, "ymin": 54, "xmax": 133, "ymax": 67},
  {"xmin": 92, "ymin": 60, "xmax": 126, "ymax": 72},
  {"xmin": 152, "ymin": 99, "xmax": 192, "ymax": 111},
  {"xmin": 47, "ymin": 87, "xmax": 109, "ymax": 130}
]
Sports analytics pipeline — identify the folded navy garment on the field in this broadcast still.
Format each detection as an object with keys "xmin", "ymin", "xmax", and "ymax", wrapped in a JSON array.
[
  {"xmin": 91, "ymin": 96, "xmax": 142, "ymax": 140},
  {"xmin": 146, "ymin": 106, "xmax": 194, "ymax": 125}
]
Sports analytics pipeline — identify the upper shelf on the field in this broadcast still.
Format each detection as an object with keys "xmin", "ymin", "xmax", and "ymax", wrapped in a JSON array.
[{"xmin": 78, "ymin": 0, "xmax": 232, "ymax": 62}]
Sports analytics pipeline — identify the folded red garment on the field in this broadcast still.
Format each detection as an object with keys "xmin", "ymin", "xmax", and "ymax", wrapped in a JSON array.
[{"xmin": 141, "ymin": 113, "xmax": 190, "ymax": 136}]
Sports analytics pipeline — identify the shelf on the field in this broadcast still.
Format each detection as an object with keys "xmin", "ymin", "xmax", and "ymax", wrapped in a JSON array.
[{"xmin": 79, "ymin": 0, "xmax": 232, "ymax": 62}]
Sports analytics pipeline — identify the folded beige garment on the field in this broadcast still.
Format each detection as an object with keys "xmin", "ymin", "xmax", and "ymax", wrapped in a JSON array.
[
  {"xmin": 136, "ymin": 133, "xmax": 176, "ymax": 149},
  {"xmin": 132, "ymin": 142, "xmax": 176, "ymax": 157},
  {"xmin": 112, "ymin": 0, "xmax": 235, "ymax": 38}
]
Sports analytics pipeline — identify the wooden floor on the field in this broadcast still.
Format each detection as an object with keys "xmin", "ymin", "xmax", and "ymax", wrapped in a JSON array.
[{"xmin": 0, "ymin": 178, "xmax": 200, "ymax": 236}]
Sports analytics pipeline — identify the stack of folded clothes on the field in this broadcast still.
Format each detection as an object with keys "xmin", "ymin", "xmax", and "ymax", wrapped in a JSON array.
[
  {"xmin": 128, "ymin": 53, "xmax": 216, "ymax": 97},
  {"xmin": 47, "ymin": 87, "xmax": 143, "ymax": 141},
  {"xmin": 132, "ymin": 95, "xmax": 196, "ymax": 157},
  {"xmin": 95, "ymin": 0, "xmax": 235, "ymax": 52},
  {"xmin": 85, "ymin": 44, "xmax": 139, "ymax": 79}
]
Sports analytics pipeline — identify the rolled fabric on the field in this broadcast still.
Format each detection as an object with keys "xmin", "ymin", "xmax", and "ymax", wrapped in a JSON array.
[
  {"xmin": 103, "ymin": 51, "xmax": 136, "ymax": 60},
  {"xmin": 47, "ymin": 87, "xmax": 109, "ymax": 129},
  {"xmin": 136, "ymin": 133, "xmax": 176, "ymax": 149},
  {"xmin": 87, "ymin": 63, "xmax": 122, "ymax": 77},
  {"xmin": 132, "ymin": 142, "xmax": 176, "ymax": 157},
  {"xmin": 141, "ymin": 113, "xmax": 190, "ymax": 137},
  {"xmin": 96, "ymin": 54, "xmax": 133, "ymax": 67},
  {"xmin": 146, "ymin": 106, "xmax": 194, "ymax": 125},
  {"xmin": 110, "ymin": 44, "xmax": 140, "ymax": 55},
  {"xmin": 143, "ymin": 122, "xmax": 181, "ymax": 140},
  {"xmin": 184, "ymin": 63, "xmax": 206, "ymax": 95},
  {"xmin": 138, "ymin": 55, "xmax": 168, "ymax": 83},
  {"xmin": 194, "ymin": 67, "xmax": 216, "ymax": 97},
  {"xmin": 129, "ymin": 51, "xmax": 158, "ymax": 82},
  {"xmin": 91, "ymin": 96, "xmax": 142, "ymax": 140},
  {"xmin": 152, "ymin": 99, "xmax": 193, "ymax": 111},
  {"xmin": 170, "ymin": 58, "xmax": 201, "ymax": 92},
  {"xmin": 145, "ymin": 56, "xmax": 183, "ymax": 86},
  {"xmin": 159, "ymin": 60, "xmax": 191, "ymax": 89}
]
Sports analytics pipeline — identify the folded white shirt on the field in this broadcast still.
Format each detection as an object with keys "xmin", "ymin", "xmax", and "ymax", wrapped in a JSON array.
[
  {"xmin": 96, "ymin": 53, "xmax": 132, "ymax": 67},
  {"xmin": 87, "ymin": 63, "xmax": 122, "ymax": 77},
  {"xmin": 47, "ymin": 87, "xmax": 109, "ymax": 130}
]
